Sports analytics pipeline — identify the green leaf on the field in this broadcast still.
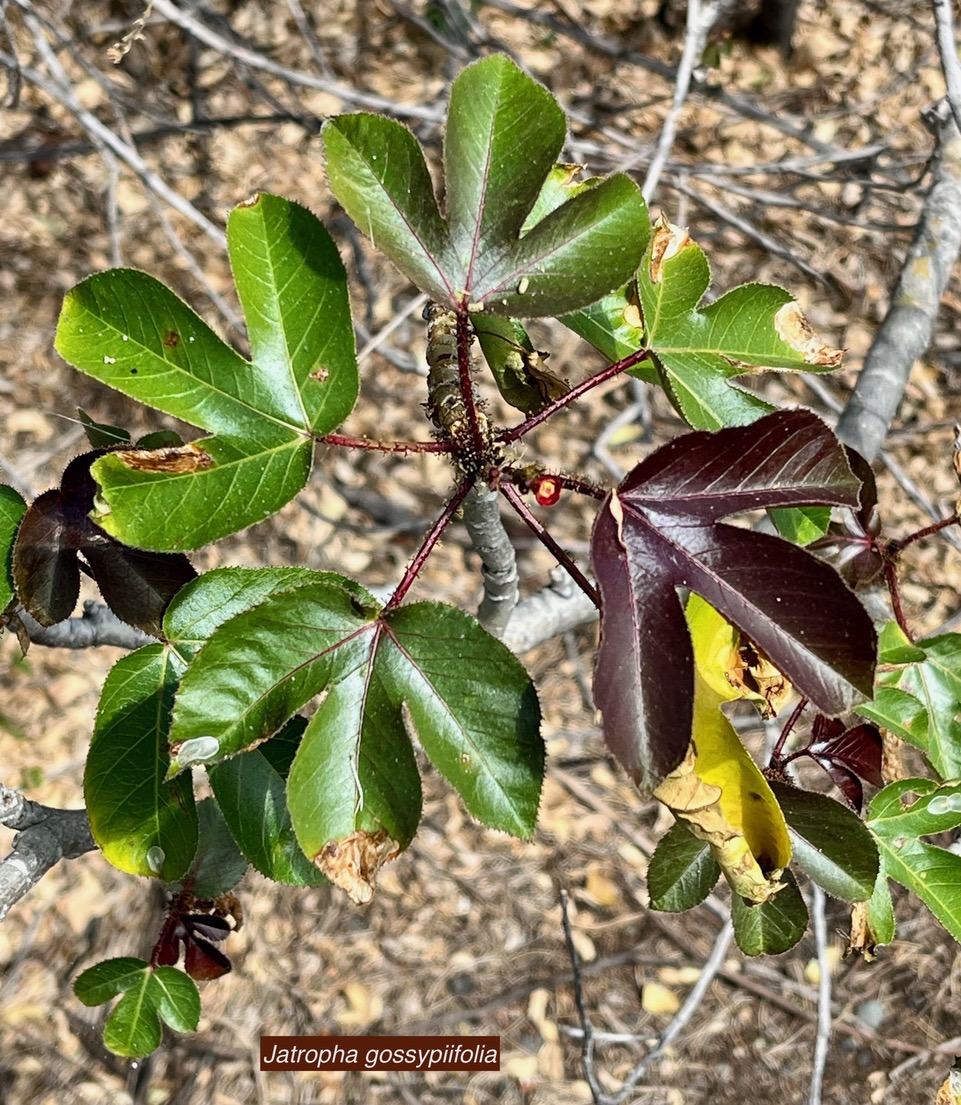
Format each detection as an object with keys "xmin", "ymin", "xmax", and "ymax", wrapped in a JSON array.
[
  {"xmin": 324, "ymin": 59, "xmax": 648, "ymax": 318},
  {"xmin": 208, "ymin": 718, "xmax": 328, "ymax": 885},
  {"xmin": 647, "ymin": 820, "xmax": 721, "ymax": 911},
  {"xmin": 286, "ymin": 665, "xmax": 423, "ymax": 863},
  {"xmin": 168, "ymin": 575, "xmax": 543, "ymax": 841},
  {"xmin": 77, "ymin": 408, "xmax": 130, "ymax": 448},
  {"xmin": 444, "ymin": 54, "xmax": 566, "ymax": 276},
  {"xmin": 867, "ymin": 778, "xmax": 961, "ymax": 942},
  {"xmin": 182, "ymin": 798, "xmax": 248, "ymax": 899},
  {"xmin": 227, "ymin": 193, "xmax": 357, "ymax": 434},
  {"xmin": 877, "ymin": 620, "xmax": 926, "ymax": 665},
  {"xmin": 74, "ymin": 957, "xmax": 149, "ymax": 1006},
  {"xmin": 768, "ymin": 505, "xmax": 831, "ymax": 546},
  {"xmin": 102, "ymin": 971, "xmax": 161, "ymax": 1057},
  {"xmin": 559, "ymin": 287, "xmax": 656, "ymax": 381},
  {"xmin": 85, "ymin": 645, "xmax": 197, "ymax": 881},
  {"xmin": 0, "ymin": 485, "xmax": 26, "ymax": 610},
  {"xmin": 858, "ymin": 633, "xmax": 961, "ymax": 780},
  {"xmin": 731, "ymin": 868, "xmax": 808, "ymax": 955},
  {"xmin": 864, "ymin": 866, "xmax": 896, "ymax": 949},
  {"xmin": 163, "ymin": 566, "xmax": 319, "ymax": 662},
  {"xmin": 637, "ymin": 220, "xmax": 842, "ymax": 430},
  {"xmin": 152, "ymin": 967, "xmax": 201, "ymax": 1034},
  {"xmin": 55, "ymin": 194, "xmax": 356, "ymax": 550},
  {"xmin": 322, "ymin": 113, "xmax": 455, "ymax": 304},
  {"xmin": 769, "ymin": 780, "xmax": 878, "ymax": 901}
]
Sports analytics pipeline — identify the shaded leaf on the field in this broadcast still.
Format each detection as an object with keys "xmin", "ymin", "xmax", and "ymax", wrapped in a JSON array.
[
  {"xmin": 181, "ymin": 798, "xmax": 248, "ymax": 900},
  {"xmin": 731, "ymin": 867, "xmax": 808, "ymax": 955},
  {"xmin": 810, "ymin": 449, "xmax": 884, "ymax": 589},
  {"xmin": 85, "ymin": 645, "xmax": 197, "ymax": 881},
  {"xmin": 768, "ymin": 780, "xmax": 878, "ymax": 901},
  {"xmin": 151, "ymin": 967, "xmax": 201, "ymax": 1033},
  {"xmin": 591, "ymin": 409, "xmax": 876, "ymax": 793},
  {"xmin": 0, "ymin": 485, "xmax": 26, "ymax": 611},
  {"xmin": 77, "ymin": 408, "xmax": 130, "ymax": 448},
  {"xmin": 647, "ymin": 820, "xmax": 720, "ymax": 912},
  {"xmin": 208, "ymin": 716, "xmax": 328, "ymax": 886}
]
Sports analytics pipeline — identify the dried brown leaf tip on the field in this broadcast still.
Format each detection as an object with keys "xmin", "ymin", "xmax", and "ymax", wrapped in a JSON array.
[
  {"xmin": 315, "ymin": 829, "xmax": 401, "ymax": 905},
  {"xmin": 648, "ymin": 215, "xmax": 693, "ymax": 283},
  {"xmin": 773, "ymin": 302, "xmax": 843, "ymax": 367},
  {"xmin": 113, "ymin": 443, "xmax": 214, "ymax": 475}
]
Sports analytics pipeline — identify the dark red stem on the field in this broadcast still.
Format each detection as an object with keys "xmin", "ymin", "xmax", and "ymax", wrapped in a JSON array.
[
  {"xmin": 456, "ymin": 308, "xmax": 486, "ymax": 455},
  {"xmin": 769, "ymin": 696, "xmax": 808, "ymax": 769},
  {"xmin": 499, "ymin": 482, "xmax": 599, "ymax": 607},
  {"xmin": 384, "ymin": 477, "xmax": 475, "ymax": 612},
  {"xmin": 887, "ymin": 512, "xmax": 959, "ymax": 554},
  {"xmin": 498, "ymin": 349, "xmax": 651, "ymax": 444},
  {"xmin": 317, "ymin": 432, "xmax": 452, "ymax": 454},
  {"xmin": 883, "ymin": 557, "xmax": 913, "ymax": 642}
]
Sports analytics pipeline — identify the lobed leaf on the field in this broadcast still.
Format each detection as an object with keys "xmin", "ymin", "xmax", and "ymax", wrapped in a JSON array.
[
  {"xmin": 55, "ymin": 196, "xmax": 355, "ymax": 550},
  {"xmin": 867, "ymin": 778, "xmax": 961, "ymax": 943},
  {"xmin": 591, "ymin": 409, "xmax": 876, "ymax": 793}
]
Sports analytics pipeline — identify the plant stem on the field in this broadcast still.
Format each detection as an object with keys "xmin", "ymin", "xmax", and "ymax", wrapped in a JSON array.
[
  {"xmin": 498, "ymin": 349, "xmax": 651, "ymax": 444},
  {"xmin": 317, "ymin": 432, "xmax": 452, "ymax": 454},
  {"xmin": 499, "ymin": 482, "xmax": 599, "ymax": 607},
  {"xmin": 883, "ymin": 557, "xmax": 913, "ymax": 641},
  {"xmin": 769, "ymin": 697, "xmax": 808, "ymax": 768},
  {"xmin": 887, "ymin": 512, "xmax": 959, "ymax": 554},
  {"xmin": 456, "ymin": 308, "xmax": 487, "ymax": 456},
  {"xmin": 384, "ymin": 477, "xmax": 475, "ymax": 612}
]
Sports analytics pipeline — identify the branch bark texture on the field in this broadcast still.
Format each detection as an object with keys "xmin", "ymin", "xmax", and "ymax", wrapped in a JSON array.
[{"xmin": 836, "ymin": 99, "xmax": 961, "ymax": 461}]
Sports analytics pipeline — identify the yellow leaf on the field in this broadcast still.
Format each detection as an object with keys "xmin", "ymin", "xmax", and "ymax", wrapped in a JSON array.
[{"xmin": 652, "ymin": 597, "xmax": 792, "ymax": 904}]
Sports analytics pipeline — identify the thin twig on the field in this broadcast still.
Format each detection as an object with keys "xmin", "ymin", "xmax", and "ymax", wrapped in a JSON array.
[
  {"xmin": 808, "ymin": 885, "xmax": 832, "ymax": 1105},
  {"xmin": 560, "ymin": 888, "xmax": 605, "ymax": 1104},
  {"xmin": 643, "ymin": 0, "xmax": 736, "ymax": 202}
]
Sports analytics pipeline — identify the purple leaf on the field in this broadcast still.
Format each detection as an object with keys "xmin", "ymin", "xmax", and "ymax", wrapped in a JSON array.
[
  {"xmin": 809, "ymin": 719, "xmax": 884, "ymax": 788},
  {"xmin": 591, "ymin": 410, "xmax": 877, "ymax": 791},
  {"xmin": 183, "ymin": 936, "xmax": 232, "ymax": 981},
  {"xmin": 810, "ymin": 757, "xmax": 864, "ymax": 811},
  {"xmin": 11, "ymin": 450, "xmax": 195, "ymax": 635},
  {"xmin": 809, "ymin": 448, "xmax": 884, "ymax": 589}
]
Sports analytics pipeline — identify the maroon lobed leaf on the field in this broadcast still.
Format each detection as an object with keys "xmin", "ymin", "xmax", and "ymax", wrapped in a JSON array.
[
  {"xmin": 12, "ymin": 450, "xmax": 195, "ymax": 635},
  {"xmin": 809, "ymin": 448, "xmax": 884, "ymax": 589},
  {"xmin": 591, "ymin": 409, "xmax": 877, "ymax": 792}
]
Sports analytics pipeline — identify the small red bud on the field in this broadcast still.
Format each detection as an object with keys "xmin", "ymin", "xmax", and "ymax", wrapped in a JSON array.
[{"xmin": 533, "ymin": 476, "xmax": 562, "ymax": 507}]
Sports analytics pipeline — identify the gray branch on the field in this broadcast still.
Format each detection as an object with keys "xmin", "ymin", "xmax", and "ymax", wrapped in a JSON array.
[
  {"xmin": 461, "ymin": 483, "xmax": 519, "ymax": 637},
  {"xmin": 18, "ymin": 601, "xmax": 156, "ymax": 650},
  {"xmin": 0, "ymin": 785, "xmax": 96, "ymax": 922},
  {"xmin": 836, "ymin": 98, "xmax": 961, "ymax": 461},
  {"xmin": 502, "ymin": 566, "xmax": 598, "ymax": 654}
]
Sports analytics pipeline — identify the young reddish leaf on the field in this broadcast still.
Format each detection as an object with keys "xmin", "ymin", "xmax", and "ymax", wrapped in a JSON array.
[
  {"xmin": 183, "ymin": 938, "xmax": 232, "ymax": 981},
  {"xmin": 809, "ymin": 719, "xmax": 884, "ymax": 788},
  {"xmin": 591, "ymin": 409, "xmax": 876, "ymax": 792},
  {"xmin": 13, "ymin": 452, "xmax": 195, "ymax": 635}
]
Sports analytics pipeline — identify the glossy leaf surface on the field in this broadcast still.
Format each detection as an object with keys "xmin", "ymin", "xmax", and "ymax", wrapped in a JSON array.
[
  {"xmin": 55, "ymin": 195, "xmax": 355, "ymax": 550},
  {"xmin": 768, "ymin": 780, "xmax": 878, "ymax": 901},
  {"xmin": 323, "ymin": 57, "xmax": 648, "ymax": 317},
  {"xmin": 167, "ymin": 576, "xmax": 543, "ymax": 875},
  {"xmin": 858, "ymin": 632, "xmax": 961, "ymax": 781},
  {"xmin": 85, "ymin": 645, "xmax": 196, "ymax": 881},
  {"xmin": 591, "ymin": 409, "xmax": 876, "ymax": 792},
  {"xmin": 867, "ymin": 778, "xmax": 961, "ymax": 943}
]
